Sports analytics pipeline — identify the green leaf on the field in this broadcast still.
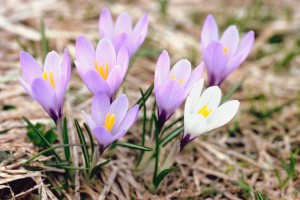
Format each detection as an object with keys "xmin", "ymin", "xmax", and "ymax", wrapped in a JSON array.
[
  {"xmin": 136, "ymin": 84, "xmax": 154, "ymax": 108},
  {"xmin": 83, "ymin": 122, "xmax": 95, "ymax": 159},
  {"xmin": 44, "ymin": 129, "xmax": 58, "ymax": 145},
  {"xmin": 2, "ymin": 104, "xmax": 17, "ymax": 110},
  {"xmin": 89, "ymin": 159, "xmax": 111, "ymax": 179},
  {"xmin": 23, "ymin": 117, "xmax": 62, "ymax": 162},
  {"xmin": 115, "ymin": 142, "xmax": 153, "ymax": 151},
  {"xmin": 62, "ymin": 118, "xmax": 71, "ymax": 162},
  {"xmin": 26, "ymin": 121, "xmax": 57, "ymax": 147},
  {"xmin": 160, "ymin": 126, "xmax": 184, "ymax": 147},
  {"xmin": 153, "ymin": 114, "xmax": 160, "ymax": 183},
  {"xmin": 74, "ymin": 119, "xmax": 90, "ymax": 171},
  {"xmin": 221, "ymin": 78, "xmax": 245, "ymax": 104},
  {"xmin": 153, "ymin": 165, "xmax": 179, "ymax": 187}
]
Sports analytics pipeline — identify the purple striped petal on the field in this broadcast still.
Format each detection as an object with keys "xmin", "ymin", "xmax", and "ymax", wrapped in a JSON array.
[
  {"xmin": 75, "ymin": 36, "xmax": 95, "ymax": 73},
  {"xmin": 113, "ymin": 32, "xmax": 127, "ymax": 52},
  {"xmin": 155, "ymin": 80, "xmax": 185, "ymax": 121},
  {"xmin": 18, "ymin": 76, "xmax": 32, "ymax": 95},
  {"xmin": 201, "ymin": 15, "xmax": 219, "ymax": 52},
  {"xmin": 93, "ymin": 126, "xmax": 116, "ymax": 148},
  {"xmin": 96, "ymin": 38, "xmax": 116, "ymax": 69},
  {"xmin": 220, "ymin": 25, "xmax": 239, "ymax": 59},
  {"xmin": 155, "ymin": 50, "xmax": 170, "ymax": 89},
  {"xmin": 82, "ymin": 111, "xmax": 97, "ymax": 130},
  {"xmin": 99, "ymin": 7, "xmax": 114, "ymax": 39},
  {"xmin": 106, "ymin": 65, "xmax": 123, "ymax": 97},
  {"xmin": 133, "ymin": 14, "xmax": 148, "ymax": 41},
  {"xmin": 237, "ymin": 31, "xmax": 255, "ymax": 61},
  {"xmin": 44, "ymin": 51, "xmax": 61, "ymax": 86},
  {"xmin": 117, "ymin": 45, "xmax": 129, "ymax": 74},
  {"xmin": 31, "ymin": 78, "xmax": 60, "ymax": 121},
  {"xmin": 91, "ymin": 92, "xmax": 110, "ymax": 126},
  {"xmin": 203, "ymin": 42, "xmax": 227, "ymax": 86},
  {"xmin": 20, "ymin": 51, "xmax": 42, "ymax": 84}
]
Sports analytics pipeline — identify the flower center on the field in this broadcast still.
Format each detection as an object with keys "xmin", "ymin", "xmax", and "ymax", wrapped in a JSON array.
[
  {"xmin": 170, "ymin": 75, "xmax": 183, "ymax": 83},
  {"xmin": 42, "ymin": 71, "xmax": 55, "ymax": 89},
  {"xmin": 223, "ymin": 47, "xmax": 228, "ymax": 56},
  {"xmin": 104, "ymin": 113, "xmax": 115, "ymax": 132},
  {"xmin": 198, "ymin": 105, "xmax": 212, "ymax": 118},
  {"xmin": 94, "ymin": 60, "xmax": 109, "ymax": 80}
]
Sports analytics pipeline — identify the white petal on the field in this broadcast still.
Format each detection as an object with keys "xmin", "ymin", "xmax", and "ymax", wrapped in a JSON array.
[
  {"xmin": 185, "ymin": 79, "xmax": 204, "ymax": 114},
  {"xmin": 184, "ymin": 113, "xmax": 207, "ymax": 137},
  {"xmin": 206, "ymin": 100, "xmax": 240, "ymax": 132},
  {"xmin": 196, "ymin": 86, "xmax": 221, "ymax": 114}
]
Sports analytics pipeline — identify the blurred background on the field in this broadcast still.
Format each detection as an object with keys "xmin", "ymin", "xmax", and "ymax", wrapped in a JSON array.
[{"xmin": 0, "ymin": 0, "xmax": 300, "ymax": 199}]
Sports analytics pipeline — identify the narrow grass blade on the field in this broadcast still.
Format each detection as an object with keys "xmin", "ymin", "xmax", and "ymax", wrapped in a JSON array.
[
  {"xmin": 161, "ymin": 116, "xmax": 183, "ymax": 136},
  {"xmin": 116, "ymin": 142, "xmax": 153, "ymax": 151},
  {"xmin": 255, "ymin": 191, "xmax": 266, "ymax": 200},
  {"xmin": 40, "ymin": 19, "xmax": 49, "ymax": 62},
  {"xmin": 136, "ymin": 84, "xmax": 154, "ymax": 108},
  {"xmin": 23, "ymin": 116, "xmax": 62, "ymax": 162},
  {"xmin": 62, "ymin": 118, "xmax": 71, "ymax": 162},
  {"xmin": 89, "ymin": 159, "xmax": 111, "ymax": 179},
  {"xmin": 74, "ymin": 119, "xmax": 90, "ymax": 170},
  {"xmin": 83, "ymin": 122, "xmax": 95, "ymax": 158},
  {"xmin": 153, "ymin": 165, "xmax": 179, "ymax": 187},
  {"xmin": 160, "ymin": 126, "xmax": 184, "ymax": 147}
]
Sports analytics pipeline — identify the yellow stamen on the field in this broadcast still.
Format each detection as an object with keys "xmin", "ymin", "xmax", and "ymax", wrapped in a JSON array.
[
  {"xmin": 171, "ymin": 75, "xmax": 175, "ymax": 79},
  {"xmin": 95, "ymin": 60, "xmax": 109, "ymax": 80},
  {"xmin": 198, "ymin": 105, "xmax": 212, "ymax": 118},
  {"xmin": 179, "ymin": 79, "xmax": 183, "ymax": 83},
  {"xmin": 42, "ymin": 72, "xmax": 48, "ymax": 80},
  {"xmin": 104, "ymin": 113, "xmax": 115, "ymax": 132},
  {"xmin": 42, "ymin": 71, "xmax": 55, "ymax": 89},
  {"xmin": 223, "ymin": 47, "xmax": 228, "ymax": 55}
]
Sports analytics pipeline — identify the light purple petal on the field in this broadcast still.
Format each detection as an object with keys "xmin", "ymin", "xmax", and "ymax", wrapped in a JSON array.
[
  {"xmin": 109, "ymin": 94, "xmax": 129, "ymax": 131},
  {"xmin": 201, "ymin": 15, "xmax": 219, "ymax": 52},
  {"xmin": 31, "ymin": 78, "xmax": 59, "ymax": 121},
  {"xmin": 91, "ymin": 92, "xmax": 110, "ymax": 126},
  {"xmin": 18, "ymin": 76, "xmax": 32, "ymax": 95},
  {"xmin": 99, "ymin": 7, "xmax": 114, "ymax": 39},
  {"xmin": 20, "ymin": 51, "xmax": 42, "ymax": 84},
  {"xmin": 82, "ymin": 111, "xmax": 97, "ymax": 130},
  {"xmin": 115, "ymin": 12, "xmax": 132, "ymax": 34},
  {"xmin": 113, "ymin": 32, "xmax": 127, "ymax": 52},
  {"xmin": 81, "ymin": 70, "xmax": 109, "ymax": 95},
  {"xmin": 106, "ymin": 65, "xmax": 123, "ymax": 97},
  {"xmin": 114, "ymin": 105, "xmax": 139, "ymax": 133},
  {"xmin": 220, "ymin": 25, "xmax": 240, "ymax": 59},
  {"xmin": 93, "ymin": 126, "xmax": 116, "ymax": 147},
  {"xmin": 44, "ymin": 51, "xmax": 61, "ymax": 86},
  {"xmin": 75, "ymin": 36, "xmax": 95, "ymax": 73},
  {"xmin": 237, "ymin": 31, "xmax": 255, "ymax": 61},
  {"xmin": 155, "ymin": 80, "xmax": 186, "ymax": 121},
  {"xmin": 203, "ymin": 42, "xmax": 227, "ymax": 86},
  {"xmin": 96, "ymin": 38, "xmax": 116, "ymax": 69},
  {"xmin": 154, "ymin": 50, "xmax": 170, "ymax": 89},
  {"xmin": 168, "ymin": 59, "xmax": 191, "ymax": 86},
  {"xmin": 117, "ymin": 45, "xmax": 129, "ymax": 74},
  {"xmin": 221, "ymin": 52, "xmax": 246, "ymax": 81},
  {"xmin": 61, "ymin": 49, "xmax": 71, "ymax": 86},
  {"xmin": 184, "ymin": 62, "xmax": 204, "ymax": 94},
  {"xmin": 133, "ymin": 14, "xmax": 148, "ymax": 41}
]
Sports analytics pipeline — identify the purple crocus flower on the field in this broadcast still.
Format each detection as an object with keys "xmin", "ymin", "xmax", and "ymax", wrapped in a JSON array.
[
  {"xmin": 19, "ymin": 50, "xmax": 71, "ymax": 123},
  {"xmin": 154, "ymin": 50, "xmax": 204, "ymax": 131},
  {"xmin": 201, "ymin": 15, "xmax": 255, "ymax": 86},
  {"xmin": 75, "ymin": 37, "xmax": 129, "ymax": 99},
  {"xmin": 99, "ymin": 7, "xmax": 148, "ymax": 56},
  {"xmin": 83, "ymin": 92, "xmax": 139, "ymax": 154}
]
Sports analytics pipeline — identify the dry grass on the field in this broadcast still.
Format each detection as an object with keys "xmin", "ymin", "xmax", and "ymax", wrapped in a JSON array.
[{"xmin": 1, "ymin": 0, "xmax": 300, "ymax": 199}]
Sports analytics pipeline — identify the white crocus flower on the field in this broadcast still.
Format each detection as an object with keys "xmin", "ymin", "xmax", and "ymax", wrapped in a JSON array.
[{"xmin": 180, "ymin": 79, "xmax": 240, "ymax": 150}]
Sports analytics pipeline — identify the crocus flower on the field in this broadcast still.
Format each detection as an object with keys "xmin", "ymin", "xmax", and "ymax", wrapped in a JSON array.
[
  {"xmin": 201, "ymin": 15, "xmax": 255, "ymax": 86},
  {"xmin": 154, "ymin": 50, "xmax": 204, "ymax": 131},
  {"xmin": 75, "ymin": 37, "xmax": 129, "ymax": 99},
  {"xmin": 19, "ymin": 50, "xmax": 70, "ymax": 123},
  {"xmin": 83, "ymin": 92, "xmax": 139, "ymax": 154},
  {"xmin": 180, "ymin": 79, "xmax": 240, "ymax": 150},
  {"xmin": 99, "ymin": 7, "xmax": 148, "ymax": 56}
]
